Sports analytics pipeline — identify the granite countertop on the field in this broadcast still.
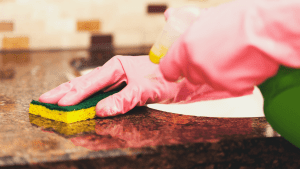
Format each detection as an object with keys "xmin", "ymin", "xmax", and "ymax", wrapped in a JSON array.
[{"xmin": 0, "ymin": 51, "xmax": 300, "ymax": 169}]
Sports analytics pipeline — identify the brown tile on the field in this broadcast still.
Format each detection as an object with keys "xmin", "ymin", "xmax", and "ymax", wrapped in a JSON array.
[
  {"xmin": 0, "ymin": 22, "xmax": 14, "ymax": 32},
  {"xmin": 77, "ymin": 20, "xmax": 101, "ymax": 32},
  {"xmin": 2, "ymin": 36, "xmax": 29, "ymax": 50},
  {"xmin": 0, "ymin": 68, "xmax": 15, "ymax": 80},
  {"xmin": 147, "ymin": 4, "xmax": 167, "ymax": 14},
  {"xmin": 1, "ymin": 52, "xmax": 30, "ymax": 65}
]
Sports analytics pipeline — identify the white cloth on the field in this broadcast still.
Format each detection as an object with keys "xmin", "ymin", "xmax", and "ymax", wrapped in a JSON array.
[{"xmin": 146, "ymin": 86, "xmax": 264, "ymax": 118}]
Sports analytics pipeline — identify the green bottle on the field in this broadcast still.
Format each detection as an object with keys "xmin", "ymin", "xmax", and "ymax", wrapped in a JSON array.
[{"xmin": 258, "ymin": 65, "xmax": 300, "ymax": 148}]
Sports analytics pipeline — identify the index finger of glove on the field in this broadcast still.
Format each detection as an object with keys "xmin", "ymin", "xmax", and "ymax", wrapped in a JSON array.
[
  {"xmin": 38, "ymin": 81, "xmax": 73, "ymax": 104},
  {"xmin": 39, "ymin": 56, "xmax": 126, "ymax": 106}
]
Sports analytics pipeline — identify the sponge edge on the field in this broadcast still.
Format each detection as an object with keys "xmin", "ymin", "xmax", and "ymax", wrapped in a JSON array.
[
  {"xmin": 29, "ymin": 104, "xmax": 96, "ymax": 123},
  {"xmin": 29, "ymin": 89, "xmax": 122, "ymax": 123}
]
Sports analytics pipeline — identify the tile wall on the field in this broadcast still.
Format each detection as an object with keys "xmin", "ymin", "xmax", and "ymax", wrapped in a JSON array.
[{"xmin": 0, "ymin": 0, "xmax": 234, "ymax": 51}]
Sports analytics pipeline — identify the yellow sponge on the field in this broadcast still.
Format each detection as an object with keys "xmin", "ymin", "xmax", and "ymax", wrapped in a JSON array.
[{"xmin": 29, "ymin": 90, "xmax": 120, "ymax": 123}]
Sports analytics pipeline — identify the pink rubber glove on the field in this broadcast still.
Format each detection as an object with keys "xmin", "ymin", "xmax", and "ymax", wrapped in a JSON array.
[
  {"xmin": 160, "ymin": 0, "xmax": 300, "ymax": 95},
  {"xmin": 39, "ymin": 56, "xmax": 239, "ymax": 117}
]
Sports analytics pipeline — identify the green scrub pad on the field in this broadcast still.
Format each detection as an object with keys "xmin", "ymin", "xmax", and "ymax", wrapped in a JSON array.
[{"xmin": 29, "ymin": 89, "xmax": 120, "ymax": 123}]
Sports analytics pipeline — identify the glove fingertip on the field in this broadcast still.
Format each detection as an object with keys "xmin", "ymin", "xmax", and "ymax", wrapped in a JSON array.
[
  {"xmin": 57, "ymin": 99, "xmax": 74, "ymax": 107},
  {"xmin": 95, "ymin": 99, "xmax": 121, "ymax": 117},
  {"xmin": 38, "ymin": 96, "xmax": 51, "ymax": 104},
  {"xmin": 57, "ymin": 91, "xmax": 83, "ymax": 107},
  {"xmin": 39, "ymin": 92, "xmax": 58, "ymax": 104},
  {"xmin": 39, "ymin": 82, "xmax": 73, "ymax": 104}
]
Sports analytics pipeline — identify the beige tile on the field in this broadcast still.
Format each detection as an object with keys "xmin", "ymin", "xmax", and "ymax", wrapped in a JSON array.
[
  {"xmin": 117, "ymin": 0, "xmax": 145, "ymax": 15},
  {"xmin": 30, "ymin": 32, "xmax": 90, "ymax": 50},
  {"xmin": 30, "ymin": 2, "xmax": 60, "ymax": 20},
  {"xmin": 90, "ymin": 2, "xmax": 117, "ymax": 33},
  {"xmin": 2, "ymin": 36, "xmax": 29, "ymax": 50},
  {"xmin": 72, "ymin": 2, "xmax": 93, "ymax": 20},
  {"xmin": 45, "ymin": 18, "xmax": 76, "ymax": 33},
  {"xmin": 143, "ymin": 15, "xmax": 165, "ymax": 31},
  {"xmin": 61, "ymin": 33, "xmax": 90, "ymax": 49},
  {"xmin": 15, "ymin": 20, "xmax": 45, "ymax": 34},
  {"xmin": 90, "ymin": 1, "xmax": 117, "ymax": 16},
  {"xmin": 0, "ymin": 0, "xmax": 16, "ymax": 2},
  {"xmin": 15, "ymin": 0, "xmax": 31, "ymax": 4},
  {"xmin": 72, "ymin": 33, "xmax": 90, "ymax": 49},
  {"xmin": 143, "ymin": 30, "xmax": 161, "ymax": 45},
  {"xmin": 58, "ymin": 1, "xmax": 78, "ymax": 19},
  {"xmin": 0, "ymin": 3, "xmax": 14, "ymax": 20},
  {"xmin": 185, "ymin": 0, "xmax": 234, "ymax": 8},
  {"xmin": 29, "ymin": 33, "xmax": 61, "ymax": 50},
  {"xmin": 141, "ymin": 14, "xmax": 166, "ymax": 45},
  {"xmin": 108, "ymin": 0, "xmax": 148, "ymax": 32},
  {"xmin": 113, "ymin": 14, "xmax": 146, "ymax": 31},
  {"xmin": 114, "ymin": 30, "xmax": 144, "ymax": 47},
  {"xmin": 4, "ymin": 3, "xmax": 33, "ymax": 22},
  {"xmin": 0, "ymin": 0, "xmax": 15, "ymax": 3}
]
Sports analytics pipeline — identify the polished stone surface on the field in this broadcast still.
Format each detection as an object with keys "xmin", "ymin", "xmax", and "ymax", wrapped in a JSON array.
[{"xmin": 0, "ymin": 51, "xmax": 300, "ymax": 168}]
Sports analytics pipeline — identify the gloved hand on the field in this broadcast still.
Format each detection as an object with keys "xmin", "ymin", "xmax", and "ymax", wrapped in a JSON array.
[
  {"xmin": 160, "ymin": 0, "xmax": 300, "ymax": 95},
  {"xmin": 39, "ymin": 55, "xmax": 239, "ymax": 117}
]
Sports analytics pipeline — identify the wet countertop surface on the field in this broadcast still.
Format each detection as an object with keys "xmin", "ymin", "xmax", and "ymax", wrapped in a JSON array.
[{"xmin": 0, "ymin": 51, "xmax": 300, "ymax": 169}]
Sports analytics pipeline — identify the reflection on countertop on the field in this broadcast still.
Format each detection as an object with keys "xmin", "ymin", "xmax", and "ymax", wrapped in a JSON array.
[
  {"xmin": 30, "ymin": 107, "xmax": 268, "ymax": 151},
  {"xmin": 29, "ymin": 114, "xmax": 96, "ymax": 137},
  {"xmin": 0, "ymin": 50, "xmax": 300, "ymax": 169}
]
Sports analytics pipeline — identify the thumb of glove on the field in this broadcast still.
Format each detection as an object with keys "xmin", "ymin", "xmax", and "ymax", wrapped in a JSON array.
[{"xmin": 95, "ymin": 85, "xmax": 143, "ymax": 117}]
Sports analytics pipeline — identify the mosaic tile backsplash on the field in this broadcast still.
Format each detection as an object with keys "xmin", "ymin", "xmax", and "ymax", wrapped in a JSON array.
[{"xmin": 0, "ymin": 0, "xmax": 233, "ymax": 50}]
